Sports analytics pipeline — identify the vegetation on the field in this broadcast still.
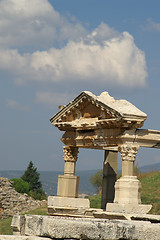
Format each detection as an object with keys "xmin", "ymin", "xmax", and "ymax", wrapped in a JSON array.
[
  {"xmin": 21, "ymin": 161, "xmax": 41, "ymax": 191},
  {"xmin": 0, "ymin": 218, "xmax": 13, "ymax": 235},
  {"xmin": 10, "ymin": 178, "xmax": 31, "ymax": 194},
  {"xmin": 14, "ymin": 161, "xmax": 47, "ymax": 200},
  {"xmin": 89, "ymin": 194, "xmax": 101, "ymax": 208},
  {"xmin": 22, "ymin": 205, "xmax": 48, "ymax": 216},
  {"xmin": 90, "ymin": 170, "xmax": 103, "ymax": 194},
  {"xmin": 0, "ymin": 205, "xmax": 48, "ymax": 235},
  {"xmin": 140, "ymin": 171, "xmax": 160, "ymax": 215}
]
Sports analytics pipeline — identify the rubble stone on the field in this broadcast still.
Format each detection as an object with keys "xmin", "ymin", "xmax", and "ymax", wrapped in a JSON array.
[{"xmin": 0, "ymin": 178, "xmax": 46, "ymax": 219}]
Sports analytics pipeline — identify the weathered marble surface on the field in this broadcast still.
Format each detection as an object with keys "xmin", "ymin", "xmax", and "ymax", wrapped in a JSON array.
[
  {"xmin": 11, "ymin": 214, "xmax": 160, "ymax": 240},
  {"xmin": 50, "ymin": 91, "xmax": 147, "ymax": 131},
  {"xmin": 0, "ymin": 236, "xmax": 52, "ymax": 240}
]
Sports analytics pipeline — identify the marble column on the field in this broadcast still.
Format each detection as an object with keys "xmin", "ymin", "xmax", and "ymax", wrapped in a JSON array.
[
  {"xmin": 57, "ymin": 146, "xmax": 79, "ymax": 198},
  {"xmin": 106, "ymin": 143, "xmax": 152, "ymax": 213},
  {"xmin": 63, "ymin": 146, "xmax": 78, "ymax": 176},
  {"xmin": 114, "ymin": 143, "xmax": 141, "ymax": 204},
  {"xmin": 120, "ymin": 144, "xmax": 139, "ymax": 177}
]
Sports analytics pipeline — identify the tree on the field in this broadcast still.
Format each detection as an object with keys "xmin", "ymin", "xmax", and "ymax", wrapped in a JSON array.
[
  {"xmin": 90, "ymin": 170, "xmax": 103, "ymax": 194},
  {"xmin": 21, "ymin": 161, "xmax": 46, "ymax": 200}
]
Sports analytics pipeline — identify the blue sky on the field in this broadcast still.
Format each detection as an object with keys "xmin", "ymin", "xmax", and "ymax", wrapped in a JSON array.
[{"xmin": 0, "ymin": 0, "xmax": 160, "ymax": 171}]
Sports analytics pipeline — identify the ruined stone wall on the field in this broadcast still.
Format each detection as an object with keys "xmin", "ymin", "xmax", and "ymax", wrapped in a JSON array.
[{"xmin": 0, "ymin": 178, "xmax": 46, "ymax": 219}]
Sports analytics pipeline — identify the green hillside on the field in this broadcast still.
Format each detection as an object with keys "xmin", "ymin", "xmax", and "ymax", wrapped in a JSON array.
[{"xmin": 140, "ymin": 170, "xmax": 160, "ymax": 214}]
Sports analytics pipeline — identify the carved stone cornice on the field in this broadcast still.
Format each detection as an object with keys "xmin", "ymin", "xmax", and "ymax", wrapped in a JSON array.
[
  {"xmin": 118, "ymin": 143, "xmax": 139, "ymax": 162},
  {"xmin": 63, "ymin": 146, "xmax": 79, "ymax": 162},
  {"xmin": 50, "ymin": 91, "xmax": 147, "ymax": 131}
]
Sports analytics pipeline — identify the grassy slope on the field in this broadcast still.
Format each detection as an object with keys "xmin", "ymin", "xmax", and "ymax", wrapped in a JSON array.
[
  {"xmin": 140, "ymin": 171, "xmax": 160, "ymax": 214},
  {"xmin": 0, "ymin": 171, "xmax": 160, "ymax": 235},
  {"xmin": 89, "ymin": 170, "xmax": 160, "ymax": 214},
  {"xmin": 0, "ymin": 218, "xmax": 13, "ymax": 235}
]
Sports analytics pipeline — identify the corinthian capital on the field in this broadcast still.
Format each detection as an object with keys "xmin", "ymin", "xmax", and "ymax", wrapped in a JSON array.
[
  {"xmin": 63, "ymin": 146, "xmax": 79, "ymax": 162},
  {"xmin": 118, "ymin": 143, "xmax": 139, "ymax": 162}
]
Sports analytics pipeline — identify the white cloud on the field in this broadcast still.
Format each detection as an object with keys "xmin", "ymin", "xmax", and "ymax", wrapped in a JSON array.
[
  {"xmin": 143, "ymin": 19, "xmax": 160, "ymax": 32},
  {"xmin": 0, "ymin": 0, "xmax": 147, "ymax": 88},
  {"xmin": 35, "ymin": 92, "xmax": 75, "ymax": 108},
  {"xmin": 6, "ymin": 99, "xmax": 30, "ymax": 111},
  {"xmin": 0, "ymin": 0, "xmax": 87, "ymax": 49},
  {"xmin": 0, "ymin": 31, "xmax": 147, "ymax": 87}
]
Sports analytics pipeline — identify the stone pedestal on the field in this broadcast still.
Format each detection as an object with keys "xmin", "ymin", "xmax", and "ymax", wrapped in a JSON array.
[
  {"xmin": 106, "ymin": 202, "xmax": 152, "ymax": 214},
  {"xmin": 101, "ymin": 150, "xmax": 118, "ymax": 209},
  {"xmin": 114, "ymin": 176, "xmax": 141, "ymax": 204},
  {"xmin": 48, "ymin": 196, "xmax": 90, "ymax": 215},
  {"xmin": 57, "ymin": 175, "xmax": 79, "ymax": 198},
  {"xmin": 106, "ymin": 175, "xmax": 152, "ymax": 214},
  {"xmin": 106, "ymin": 144, "xmax": 152, "ymax": 214}
]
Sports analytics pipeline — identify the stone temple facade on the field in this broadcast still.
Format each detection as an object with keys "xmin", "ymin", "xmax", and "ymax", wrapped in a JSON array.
[{"xmin": 49, "ymin": 91, "xmax": 160, "ymax": 215}]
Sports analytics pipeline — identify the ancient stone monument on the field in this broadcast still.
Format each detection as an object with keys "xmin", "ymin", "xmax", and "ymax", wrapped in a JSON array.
[
  {"xmin": 9, "ymin": 91, "xmax": 160, "ymax": 240},
  {"xmin": 49, "ymin": 91, "xmax": 160, "ymax": 214}
]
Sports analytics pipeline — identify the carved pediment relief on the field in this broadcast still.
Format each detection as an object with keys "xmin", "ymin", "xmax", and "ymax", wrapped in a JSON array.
[
  {"xmin": 50, "ymin": 91, "xmax": 147, "ymax": 131},
  {"xmin": 60, "ymin": 100, "xmax": 116, "ymax": 123}
]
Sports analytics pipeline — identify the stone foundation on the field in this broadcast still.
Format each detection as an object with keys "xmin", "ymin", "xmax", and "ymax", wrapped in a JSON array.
[
  {"xmin": 0, "ymin": 236, "xmax": 52, "ymax": 240},
  {"xmin": 11, "ymin": 214, "xmax": 160, "ymax": 240},
  {"xmin": 106, "ymin": 203, "xmax": 152, "ymax": 214}
]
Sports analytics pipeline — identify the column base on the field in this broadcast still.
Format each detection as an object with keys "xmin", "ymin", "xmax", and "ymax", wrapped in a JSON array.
[
  {"xmin": 106, "ymin": 203, "xmax": 152, "ymax": 214},
  {"xmin": 48, "ymin": 196, "xmax": 90, "ymax": 216},
  {"xmin": 57, "ymin": 175, "xmax": 79, "ymax": 198},
  {"xmin": 114, "ymin": 176, "xmax": 141, "ymax": 204}
]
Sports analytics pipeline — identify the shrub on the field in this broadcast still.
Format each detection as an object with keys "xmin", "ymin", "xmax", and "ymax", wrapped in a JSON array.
[
  {"xmin": 29, "ymin": 190, "xmax": 46, "ymax": 200},
  {"xmin": 90, "ymin": 170, "xmax": 103, "ymax": 194},
  {"xmin": 11, "ymin": 178, "xmax": 31, "ymax": 194}
]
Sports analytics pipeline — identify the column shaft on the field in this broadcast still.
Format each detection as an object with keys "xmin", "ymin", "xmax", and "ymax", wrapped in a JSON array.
[
  {"xmin": 119, "ymin": 144, "xmax": 139, "ymax": 177},
  {"xmin": 113, "ymin": 143, "xmax": 141, "ymax": 205},
  {"xmin": 57, "ymin": 146, "xmax": 79, "ymax": 198}
]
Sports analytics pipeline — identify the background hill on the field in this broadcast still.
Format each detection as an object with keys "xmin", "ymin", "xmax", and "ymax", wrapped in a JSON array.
[
  {"xmin": 0, "ymin": 170, "xmax": 97, "ymax": 196},
  {"xmin": 0, "ymin": 162, "xmax": 159, "ymax": 196}
]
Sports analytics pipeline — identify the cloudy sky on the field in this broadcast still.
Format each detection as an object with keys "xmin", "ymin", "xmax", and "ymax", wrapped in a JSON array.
[{"xmin": 1, "ymin": 0, "xmax": 160, "ymax": 171}]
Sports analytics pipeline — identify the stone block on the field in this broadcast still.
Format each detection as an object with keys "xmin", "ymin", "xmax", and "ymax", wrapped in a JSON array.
[
  {"xmin": 0, "ymin": 236, "xmax": 52, "ymax": 240},
  {"xmin": 48, "ymin": 196, "xmax": 90, "ymax": 215},
  {"xmin": 48, "ymin": 196, "xmax": 90, "ymax": 208},
  {"xmin": 57, "ymin": 175, "xmax": 79, "ymax": 197},
  {"xmin": 11, "ymin": 214, "xmax": 160, "ymax": 240},
  {"xmin": 106, "ymin": 203, "xmax": 152, "ymax": 214},
  {"xmin": 114, "ymin": 176, "xmax": 141, "ymax": 204},
  {"xmin": 11, "ymin": 215, "xmax": 26, "ymax": 235}
]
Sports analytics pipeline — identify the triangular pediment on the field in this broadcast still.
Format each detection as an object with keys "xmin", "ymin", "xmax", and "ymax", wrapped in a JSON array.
[{"xmin": 50, "ymin": 91, "xmax": 147, "ymax": 130}]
